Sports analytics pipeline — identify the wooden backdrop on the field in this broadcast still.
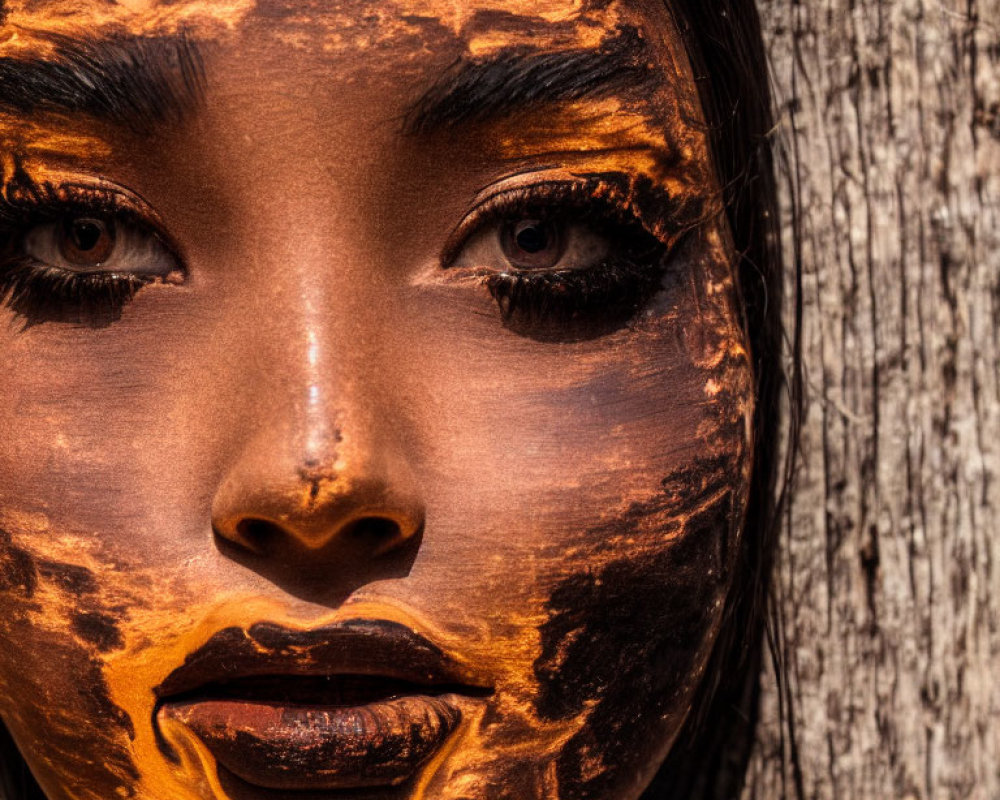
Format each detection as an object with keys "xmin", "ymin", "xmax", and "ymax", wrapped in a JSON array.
[{"xmin": 744, "ymin": 1, "xmax": 1000, "ymax": 798}]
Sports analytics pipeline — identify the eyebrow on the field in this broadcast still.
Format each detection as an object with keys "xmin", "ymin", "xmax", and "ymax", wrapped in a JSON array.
[
  {"xmin": 0, "ymin": 31, "xmax": 205, "ymax": 132},
  {"xmin": 404, "ymin": 25, "xmax": 657, "ymax": 136}
]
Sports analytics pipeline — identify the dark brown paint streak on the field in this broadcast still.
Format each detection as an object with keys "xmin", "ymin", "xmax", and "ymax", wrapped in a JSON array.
[
  {"xmin": 534, "ymin": 455, "xmax": 741, "ymax": 797},
  {"xmin": 72, "ymin": 609, "xmax": 126, "ymax": 651},
  {"xmin": 0, "ymin": 528, "xmax": 138, "ymax": 794},
  {"xmin": 0, "ymin": 529, "xmax": 37, "ymax": 597}
]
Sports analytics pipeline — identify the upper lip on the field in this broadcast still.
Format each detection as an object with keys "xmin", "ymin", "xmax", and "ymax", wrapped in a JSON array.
[{"xmin": 155, "ymin": 617, "xmax": 492, "ymax": 701}]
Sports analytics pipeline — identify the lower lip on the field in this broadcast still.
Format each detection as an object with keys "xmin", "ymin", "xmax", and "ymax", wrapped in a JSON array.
[{"xmin": 158, "ymin": 694, "xmax": 462, "ymax": 790}]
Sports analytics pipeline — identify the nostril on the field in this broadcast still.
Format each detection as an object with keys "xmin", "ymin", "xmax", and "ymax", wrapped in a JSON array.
[
  {"xmin": 221, "ymin": 516, "xmax": 418, "ymax": 559},
  {"xmin": 341, "ymin": 517, "xmax": 404, "ymax": 551},
  {"xmin": 234, "ymin": 518, "xmax": 282, "ymax": 554}
]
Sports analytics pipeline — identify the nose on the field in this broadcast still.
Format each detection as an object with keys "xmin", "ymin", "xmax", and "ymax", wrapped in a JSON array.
[{"xmin": 211, "ymin": 416, "xmax": 425, "ymax": 590}]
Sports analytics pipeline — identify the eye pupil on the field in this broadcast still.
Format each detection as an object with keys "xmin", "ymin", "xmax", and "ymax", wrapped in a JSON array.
[
  {"xmin": 72, "ymin": 220, "xmax": 103, "ymax": 251},
  {"xmin": 59, "ymin": 216, "xmax": 116, "ymax": 266},
  {"xmin": 514, "ymin": 222, "xmax": 549, "ymax": 254}
]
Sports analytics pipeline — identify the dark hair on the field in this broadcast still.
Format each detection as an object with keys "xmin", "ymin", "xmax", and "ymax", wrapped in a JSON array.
[
  {"xmin": 0, "ymin": 724, "xmax": 42, "ymax": 800},
  {"xmin": 0, "ymin": 4, "xmax": 790, "ymax": 798},
  {"xmin": 642, "ymin": 2, "xmax": 792, "ymax": 799}
]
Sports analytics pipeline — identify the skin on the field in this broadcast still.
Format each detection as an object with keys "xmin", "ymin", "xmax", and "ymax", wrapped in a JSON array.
[{"xmin": 0, "ymin": 1, "xmax": 755, "ymax": 799}]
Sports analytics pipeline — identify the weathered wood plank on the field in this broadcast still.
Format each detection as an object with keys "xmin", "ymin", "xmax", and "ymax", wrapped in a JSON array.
[{"xmin": 746, "ymin": 1, "xmax": 1000, "ymax": 798}]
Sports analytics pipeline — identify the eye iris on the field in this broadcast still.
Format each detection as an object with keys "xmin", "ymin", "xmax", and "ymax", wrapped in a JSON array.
[
  {"xmin": 501, "ymin": 219, "xmax": 562, "ymax": 269},
  {"xmin": 59, "ymin": 217, "xmax": 116, "ymax": 266}
]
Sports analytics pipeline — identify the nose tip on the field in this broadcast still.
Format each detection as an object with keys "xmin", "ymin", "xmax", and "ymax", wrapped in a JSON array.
[{"xmin": 211, "ymin": 437, "xmax": 426, "ymax": 580}]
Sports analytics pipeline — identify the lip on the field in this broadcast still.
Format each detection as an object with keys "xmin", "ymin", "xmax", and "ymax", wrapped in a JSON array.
[{"xmin": 154, "ymin": 619, "xmax": 492, "ymax": 791}]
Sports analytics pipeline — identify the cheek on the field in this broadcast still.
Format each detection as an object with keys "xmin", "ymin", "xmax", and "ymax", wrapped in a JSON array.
[
  {"xmin": 400, "ymin": 238, "xmax": 753, "ymax": 797},
  {"xmin": 417, "ymin": 483, "xmax": 747, "ymax": 799},
  {"xmin": 0, "ymin": 517, "xmax": 267, "ymax": 800}
]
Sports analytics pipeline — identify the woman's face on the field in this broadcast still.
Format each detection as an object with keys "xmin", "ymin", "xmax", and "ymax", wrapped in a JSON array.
[{"xmin": 0, "ymin": 1, "xmax": 754, "ymax": 798}]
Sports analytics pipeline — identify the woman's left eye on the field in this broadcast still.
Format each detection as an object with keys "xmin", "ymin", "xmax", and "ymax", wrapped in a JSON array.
[
  {"xmin": 443, "ymin": 182, "xmax": 670, "ymax": 342},
  {"xmin": 453, "ymin": 216, "xmax": 611, "ymax": 273}
]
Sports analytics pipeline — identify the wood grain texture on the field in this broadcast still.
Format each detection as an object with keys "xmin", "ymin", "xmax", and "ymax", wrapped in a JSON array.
[{"xmin": 745, "ymin": 1, "xmax": 1000, "ymax": 798}]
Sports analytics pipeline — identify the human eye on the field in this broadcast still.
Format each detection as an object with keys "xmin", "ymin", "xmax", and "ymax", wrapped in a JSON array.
[
  {"xmin": 0, "ymin": 171, "xmax": 183, "ymax": 328},
  {"xmin": 441, "ymin": 175, "xmax": 683, "ymax": 341}
]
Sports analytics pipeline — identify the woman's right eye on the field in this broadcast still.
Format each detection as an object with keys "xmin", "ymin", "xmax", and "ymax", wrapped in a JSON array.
[
  {"xmin": 0, "ymin": 196, "xmax": 184, "ymax": 327},
  {"xmin": 22, "ymin": 213, "xmax": 179, "ymax": 276}
]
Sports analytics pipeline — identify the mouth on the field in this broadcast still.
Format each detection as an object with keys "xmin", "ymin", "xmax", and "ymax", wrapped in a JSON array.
[{"xmin": 154, "ymin": 619, "xmax": 492, "ymax": 791}]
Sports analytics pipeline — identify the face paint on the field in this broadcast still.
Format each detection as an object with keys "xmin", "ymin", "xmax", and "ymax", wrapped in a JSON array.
[{"xmin": 0, "ymin": 1, "xmax": 755, "ymax": 798}]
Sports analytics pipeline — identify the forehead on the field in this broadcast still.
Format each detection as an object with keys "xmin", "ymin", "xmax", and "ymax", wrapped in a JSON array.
[
  {"xmin": 2, "ymin": 0, "xmax": 669, "ymax": 53},
  {"xmin": 0, "ymin": 0, "xmax": 707, "ymax": 186}
]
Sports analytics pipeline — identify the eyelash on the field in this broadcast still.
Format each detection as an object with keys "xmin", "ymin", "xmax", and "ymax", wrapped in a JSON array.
[
  {"xmin": 443, "ymin": 178, "xmax": 676, "ymax": 341},
  {"xmin": 0, "ymin": 174, "xmax": 179, "ymax": 327}
]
